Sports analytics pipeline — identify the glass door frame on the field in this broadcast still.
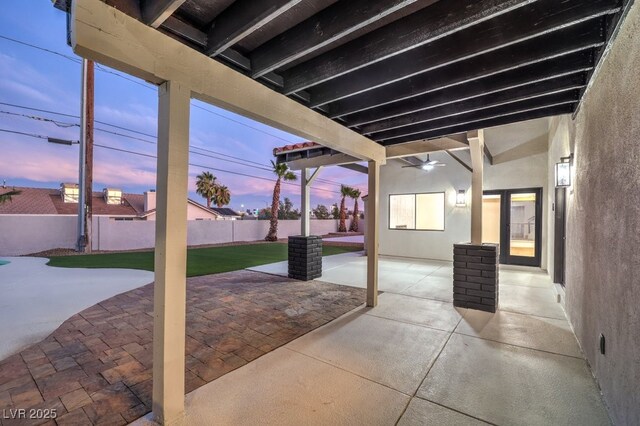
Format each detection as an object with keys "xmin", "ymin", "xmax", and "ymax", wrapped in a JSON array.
[{"xmin": 483, "ymin": 187, "xmax": 543, "ymax": 267}]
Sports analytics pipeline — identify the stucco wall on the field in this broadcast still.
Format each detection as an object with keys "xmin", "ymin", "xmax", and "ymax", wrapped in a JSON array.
[
  {"xmin": 379, "ymin": 149, "xmax": 548, "ymax": 263},
  {"xmin": 549, "ymin": 3, "xmax": 640, "ymax": 424},
  {"xmin": 0, "ymin": 215, "xmax": 77, "ymax": 255},
  {"xmin": 0, "ymin": 216, "xmax": 355, "ymax": 255}
]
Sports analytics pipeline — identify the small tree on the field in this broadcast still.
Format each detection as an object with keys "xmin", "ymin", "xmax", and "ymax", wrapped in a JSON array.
[
  {"xmin": 266, "ymin": 161, "xmax": 297, "ymax": 241},
  {"xmin": 331, "ymin": 203, "xmax": 340, "ymax": 219},
  {"xmin": 195, "ymin": 171, "xmax": 217, "ymax": 208},
  {"xmin": 338, "ymin": 185, "xmax": 354, "ymax": 232},
  {"xmin": 0, "ymin": 188, "xmax": 21, "ymax": 205},
  {"xmin": 349, "ymin": 188, "xmax": 362, "ymax": 232},
  {"xmin": 278, "ymin": 197, "xmax": 300, "ymax": 220},
  {"xmin": 313, "ymin": 204, "xmax": 330, "ymax": 219}
]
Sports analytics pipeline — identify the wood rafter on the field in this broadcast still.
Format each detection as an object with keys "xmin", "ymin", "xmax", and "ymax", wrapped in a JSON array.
[
  {"xmin": 305, "ymin": 0, "xmax": 617, "ymax": 106},
  {"xmin": 205, "ymin": 0, "xmax": 303, "ymax": 57}
]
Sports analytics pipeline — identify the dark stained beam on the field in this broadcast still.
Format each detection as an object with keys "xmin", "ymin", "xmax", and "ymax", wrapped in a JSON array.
[
  {"xmin": 250, "ymin": 0, "xmax": 435, "ymax": 78},
  {"xmin": 446, "ymin": 150, "xmax": 473, "ymax": 172},
  {"xmin": 330, "ymin": 41, "xmax": 597, "ymax": 121},
  {"xmin": 206, "ymin": 0, "xmax": 303, "ymax": 57},
  {"xmin": 162, "ymin": 16, "xmax": 207, "ymax": 46},
  {"xmin": 305, "ymin": 0, "xmax": 618, "ymax": 106},
  {"xmin": 373, "ymin": 91, "xmax": 580, "ymax": 142},
  {"xmin": 282, "ymin": 0, "xmax": 535, "ymax": 94},
  {"xmin": 381, "ymin": 104, "xmax": 576, "ymax": 146},
  {"xmin": 308, "ymin": 1, "xmax": 618, "ymax": 106},
  {"xmin": 158, "ymin": 18, "xmax": 320, "ymax": 106},
  {"xmin": 142, "ymin": 0, "xmax": 186, "ymax": 28},
  {"xmin": 360, "ymin": 73, "xmax": 587, "ymax": 135}
]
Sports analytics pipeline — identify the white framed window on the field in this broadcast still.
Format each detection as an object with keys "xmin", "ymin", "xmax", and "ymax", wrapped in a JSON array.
[{"xmin": 389, "ymin": 192, "xmax": 445, "ymax": 231}]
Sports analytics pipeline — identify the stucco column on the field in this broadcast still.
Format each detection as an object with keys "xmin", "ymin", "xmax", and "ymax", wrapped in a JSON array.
[
  {"xmin": 301, "ymin": 167, "xmax": 310, "ymax": 236},
  {"xmin": 153, "ymin": 80, "xmax": 190, "ymax": 425},
  {"xmin": 367, "ymin": 160, "xmax": 380, "ymax": 307},
  {"xmin": 468, "ymin": 130, "xmax": 485, "ymax": 245}
]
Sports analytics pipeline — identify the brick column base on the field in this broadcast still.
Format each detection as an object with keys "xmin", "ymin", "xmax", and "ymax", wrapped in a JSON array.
[
  {"xmin": 453, "ymin": 243, "xmax": 499, "ymax": 312},
  {"xmin": 288, "ymin": 236, "xmax": 322, "ymax": 281}
]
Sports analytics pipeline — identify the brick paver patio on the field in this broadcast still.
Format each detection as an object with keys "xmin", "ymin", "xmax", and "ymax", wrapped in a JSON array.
[{"xmin": 0, "ymin": 270, "xmax": 365, "ymax": 425}]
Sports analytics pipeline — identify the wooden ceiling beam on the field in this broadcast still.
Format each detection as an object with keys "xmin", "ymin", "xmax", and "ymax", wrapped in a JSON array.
[
  {"xmin": 281, "ymin": 0, "xmax": 535, "ymax": 94},
  {"xmin": 374, "ymin": 91, "xmax": 579, "ymax": 143},
  {"xmin": 381, "ymin": 104, "xmax": 575, "ymax": 146},
  {"xmin": 385, "ymin": 136, "xmax": 468, "ymax": 159},
  {"xmin": 250, "ymin": 0, "xmax": 434, "ymax": 78},
  {"xmin": 205, "ymin": 0, "xmax": 303, "ymax": 57},
  {"xmin": 142, "ymin": 0, "xmax": 186, "ymax": 28},
  {"xmin": 305, "ymin": 0, "xmax": 618, "ymax": 106},
  {"xmin": 360, "ymin": 73, "xmax": 587, "ymax": 135},
  {"xmin": 330, "ymin": 45, "xmax": 596, "ymax": 121},
  {"xmin": 72, "ymin": 0, "xmax": 386, "ymax": 163}
]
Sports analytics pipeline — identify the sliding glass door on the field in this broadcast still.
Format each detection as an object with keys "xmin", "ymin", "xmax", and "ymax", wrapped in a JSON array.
[{"xmin": 482, "ymin": 188, "xmax": 542, "ymax": 267}]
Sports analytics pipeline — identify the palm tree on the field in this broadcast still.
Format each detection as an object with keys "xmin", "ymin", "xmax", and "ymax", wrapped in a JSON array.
[
  {"xmin": 214, "ymin": 185, "xmax": 231, "ymax": 207},
  {"xmin": 195, "ymin": 171, "xmax": 217, "ymax": 208},
  {"xmin": 349, "ymin": 188, "xmax": 362, "ymax": 232},
  {"xmin": 0, "ymin": 188, "xmax": 21, "ymax": 205},
  {"xmin": 338, "ymin": 185, "xmax": 353, "ymax": 232},
  {"xmin": 266, "ymin": 161, "xmax": 297, "ymax": 241}
]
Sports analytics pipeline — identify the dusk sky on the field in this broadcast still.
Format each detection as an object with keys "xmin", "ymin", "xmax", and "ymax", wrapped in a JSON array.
[{"xmin": 0, "ymin": 1, "xmax": 367, "ymax": 213}]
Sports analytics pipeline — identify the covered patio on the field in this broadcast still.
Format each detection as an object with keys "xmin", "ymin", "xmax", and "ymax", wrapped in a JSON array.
[{"xmin": 54, "ymin": 0, "xmax": 636, "ymax": 424}]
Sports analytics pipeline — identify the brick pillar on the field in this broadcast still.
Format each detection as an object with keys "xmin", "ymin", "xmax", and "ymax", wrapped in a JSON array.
[
  {"xmin": 453, "ymin": 243, "xmax": 499, "ymax": 312},
  {"xmin": 288, "ymin": 236, "xmax": 322, "ymax": 281}
]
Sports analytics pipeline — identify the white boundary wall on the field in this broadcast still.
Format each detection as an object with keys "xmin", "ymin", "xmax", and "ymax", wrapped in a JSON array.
[{"xmin": 0, "ymin": 216, "xmax": 363, "ymax": 255}]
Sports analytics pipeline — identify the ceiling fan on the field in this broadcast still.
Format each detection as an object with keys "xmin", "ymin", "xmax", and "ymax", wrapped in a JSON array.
[{"xmin": 402, "ymin": 154, "xmax": 446, "ymax": 171}]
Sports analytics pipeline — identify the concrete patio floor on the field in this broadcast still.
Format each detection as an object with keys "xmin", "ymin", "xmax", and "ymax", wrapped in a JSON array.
[
  {"xmin": 130, "ymin": 254, "xmax": 611, "ymax": 425},
  {"xmin": 0, "ymin": 257, "xmax": 153, "ymax": 361}
]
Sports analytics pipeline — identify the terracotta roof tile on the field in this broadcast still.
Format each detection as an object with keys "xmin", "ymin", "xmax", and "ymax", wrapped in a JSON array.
[
  {"xmin": 0, "ymin": 186, "xmax": 139, "ymax": 216},
  {"xmin": 273, "ymin": 141, "xmax": 321, "ymax": 155}
]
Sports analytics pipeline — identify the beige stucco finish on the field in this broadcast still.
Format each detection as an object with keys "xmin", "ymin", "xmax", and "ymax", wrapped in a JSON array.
[{"xmin": 547, "ymin": 3, "xmax": 640, "ymax": 424}]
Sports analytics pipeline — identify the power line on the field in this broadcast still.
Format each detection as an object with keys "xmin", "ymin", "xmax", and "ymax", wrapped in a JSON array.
[
  {"xmin": 0, "ymin": 33, "xmax": 357, "ymax": 186},
  {"xmin": 0, "ymin": 105, "xmax": 349, "ymax": 187},
  {"xmin": 0, "ymin": 127, "xmax": 341, "ymax": 195},
  {"xmin": 0, "ymin": 34, "xmax": 300, "ymax": 144},
  {"xmin": 0, "ymin": 34, "xmax": 81, "ymax": 64}
]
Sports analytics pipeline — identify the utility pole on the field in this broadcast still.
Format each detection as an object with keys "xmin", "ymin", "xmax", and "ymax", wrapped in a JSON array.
[{"xmin": 77, "ymin": 58, "xmax": 94, "ymax": 252}]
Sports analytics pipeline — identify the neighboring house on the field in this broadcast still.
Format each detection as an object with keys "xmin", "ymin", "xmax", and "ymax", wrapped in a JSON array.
[
  {"xmin": 209, "ymin": 207, "xmax": 242, "ymax": 220},
  {"xmin": 137, "ymin": 190, "xmax": 226, "ymax": 221},
  {"xmin": 0, "ymin": 184, "xmax": 222, "ymax": 220}
]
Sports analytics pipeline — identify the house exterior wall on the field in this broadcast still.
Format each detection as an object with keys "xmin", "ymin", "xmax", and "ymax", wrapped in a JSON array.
[
  {"xmin": 0, "ymin": 217, "xmax": 356, "ymax": 255},
  {"xmin": 379, "ymin": 150, "xmax": 548, "ymax": 263},
  {"xmin": 548, "ymin": 3, "xmax": 640, "ymax": 424},
  {"xmin": 143, "ymin": 203, "xmax": 221, "ymax": 221}
]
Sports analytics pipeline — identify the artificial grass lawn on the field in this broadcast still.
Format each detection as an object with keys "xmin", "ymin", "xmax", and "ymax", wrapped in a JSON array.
[{"xmin": 47, "ymin": 243, "xmax": 361, "ymax": 277}]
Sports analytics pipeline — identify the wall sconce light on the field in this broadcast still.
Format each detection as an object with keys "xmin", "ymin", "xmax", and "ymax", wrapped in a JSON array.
[
  {"xmin": 555, "ymin": 154, "xmax": 573, "ymax": 188},
  {"xmin": 456, "ymin": 189, "xmax": 466, "ymax": 207}
]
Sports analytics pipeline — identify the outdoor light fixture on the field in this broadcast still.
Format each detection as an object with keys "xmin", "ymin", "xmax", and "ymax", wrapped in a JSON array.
[
  {"xmin": 555, "ymin": 154, "xmax": 573, "ymax": 188},
  {"xmin": 456, "ymin": 189, "xmax": 466, "ymax": 206}
]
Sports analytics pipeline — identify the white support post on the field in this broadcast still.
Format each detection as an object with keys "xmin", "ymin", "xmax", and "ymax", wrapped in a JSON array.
[
  {"xmin": 366, "ymin": 161, "xmax": 380, "ymax": 307},
  {"xmin": 153, "ymin": 80, "xmax": 190, "ymax": 425},
  {"xmin": 301, "ymin": 167, "xmax": 310, "ymax": 237},
  {"xmin": 468, "ymin": 130, "xmax": 485, "ymax": 245},
  {"xmin": 300, "ymin": 167, "xmax": 323, "ymax": 237}
]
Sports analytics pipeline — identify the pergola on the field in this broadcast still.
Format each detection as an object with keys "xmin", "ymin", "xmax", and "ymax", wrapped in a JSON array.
[{"xmin": 57, "ymin": 0, "xmax": 627, "ymax": 423}]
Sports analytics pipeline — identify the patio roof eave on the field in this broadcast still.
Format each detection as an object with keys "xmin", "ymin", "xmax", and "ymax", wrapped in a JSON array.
[{"xmin": 70, "ymin": 0, "xmax": 386, "ymax": 164}]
